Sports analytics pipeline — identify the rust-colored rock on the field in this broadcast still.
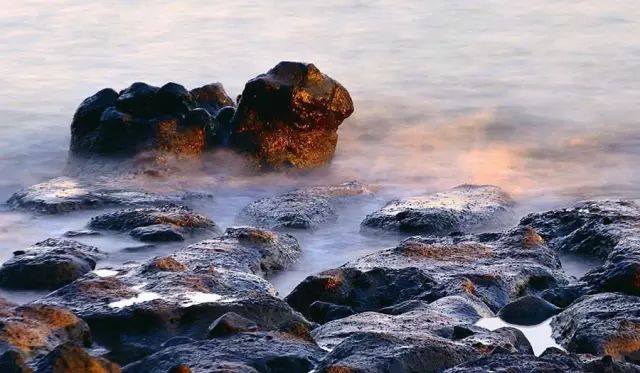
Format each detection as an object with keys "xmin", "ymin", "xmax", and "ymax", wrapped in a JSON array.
[{"xmin": 230, "ymin": 62, "xmax": 354, "ymax": 169}]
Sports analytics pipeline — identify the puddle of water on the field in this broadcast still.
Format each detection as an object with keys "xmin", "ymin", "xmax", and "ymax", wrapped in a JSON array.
[
  {"xmin": 93, "ymin": 269, "xmax": 119, "ymax": 277},
  {"xmin": 180, "ymin": 292, "xmax": 236, "ymax": 307},
  {"xmin": 108, "ymin": 292, "xmax": 161, "ymax": 308},
  {"xmin": 558, "ymin": 252, "xmax": 603, "ymax": 279},
  {"xmin": 475, "ymin": 317, "xmax": 562, "ymax": 356}
]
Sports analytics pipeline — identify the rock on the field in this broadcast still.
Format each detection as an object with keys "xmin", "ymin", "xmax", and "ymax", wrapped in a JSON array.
[
  {"xmin": 69, "ymin": 80, "xmax": 235, "ymax": 156},
  {"xmin": 0, "ymin": 350, "xmax": 32, "ymax": 373},
  {"xmin": 7, "ymin": 177, "xmax": 185, "ymax": 214},
  {"xmin": 539, "ymin": 283, "xmax": 588, "ymax": 308},
  {"xmin": 206, "ymin": 312, "xmax": 258, "ymax": 338},
  {"xmin": 361, "ymin": 185, "xmax": 516, "ymax": 235},
  {"xmin": 70, "ymin": 88, "xmax": 119, "ymax": 152},
  {"xmin": 311, "ymin": 295, "xmax": 498, "ymax": 352},
  {"xmin": 288, "ymin": 226, "xmax": 566, "ymax": 316},
  {"xmin": 443, "ymin": 348, "xmax": 584, "ymax": 372},
  {"xmin": 238, "ymin": 181, "xmax": 373, "ymax": 230},
  {"xmin": 89, "ymin": 205, "xmax": 220, "ymax": 242},
  {"xmin": 122, "ymin": 332, "xmax": 324, "ymax": 373},
  {"xmin": 172, "ymin": 227, "xmax": 301, "ymax": 276},
  {"xmin": 0, "ymin": 239, "xmax": 105, "ymax": 290},
  {"xmin": 286, "ymin": 267, "xmax": 437, "ymax": 323},
  {"xmin": 229, "ymin": 61, "xmax": 354, "ymax": 169},
  {"xmin": 521, "ymin": 200, "xmax": 640, "ymax": 296},
  {"xmin": 497, "ymin": 296, "xmax": 560, "ymax": 325},
  {"xmin": 33, "ymin": 344, "xmax": 121, "ymax": 373},
  {"xmin": 315, "ymin": 332, "xmax": 478, "ymax": 373},
  {"xmin": 0, "ymin": 299, "xmax": 91, "ymax": 361},
  {"xmin": 63, "ymin": 230, "xmax": 101, "ymax": 238},
  {"xmin": 551, "ymin": 292, "xmax": 640, "ymax": 362},
  {"xmin": 36, "ymin": 228, "xmax": 306, "ymax": 364}
]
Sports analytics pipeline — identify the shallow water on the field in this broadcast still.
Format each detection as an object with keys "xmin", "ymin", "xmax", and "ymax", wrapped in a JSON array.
[
  {"xmin": 475, "ymin": 317, "xmax": 562, "ymax": 356},
  {"xmin": 0, "ymin": 2, "xmax": 639, "ymax": 304}
]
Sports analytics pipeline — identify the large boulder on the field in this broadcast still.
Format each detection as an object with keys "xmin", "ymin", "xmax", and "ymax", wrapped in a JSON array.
[
  {"xmin": 361, "ymin": 185, "xmax": 515, "ymax": 235},
  {"xmin": 521, "ymin": 200, "xmax": 640, "ymax": 296},
  {"xmin": 497, "ymin": 296, "xmax": 560, "ymax": 326},
  {"xmin": 238, "ymin": 181, "xmax": 373, "ymax": 230},
  {"xmin": 229, "ymin": 61, "xmax": 354, "ymax": 169},
  {"xmin": 288, "ymin": 226, "xmax": 566, "ymax": 317},
  {"xmin": 88, "ymin": 205, "xmax": 221, "ymax": 242},
  {"xmin": 0, "ymin": 239, "xmax": 105, "ymax": 290},
  {"xmin": 0, "ymin": 299, "xmax": 91, "ymax": 362},
  {"xmin": 551, "ymin": 292, "xmax": 640, "ymax": 362},
  {"xmin": 443, "ymin": 348, "xmax": 593, "ymax": 373},
  {"xmin": 36, "ymin": 228, "xmax": 306, "ymax": 364},
  {"xmin": 70, "ymin": 81, "xmax": 234, "ymax": 156},
  {"xmin": 122, "ymin": 332, "xmax": 324, "ymax": 373}
]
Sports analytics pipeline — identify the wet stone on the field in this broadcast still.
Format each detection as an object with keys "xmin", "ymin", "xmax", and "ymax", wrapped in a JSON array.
[
  {"xmin": 497, "ymin": 295, "xmax": 560, "ymax": 326},
  {"xmin": 361, "ymin": 184, "xmax": 516, "ymax": 235},
  {"xmin": 0, "ymin": 239, "xmax": 105, "ymax": 290}
]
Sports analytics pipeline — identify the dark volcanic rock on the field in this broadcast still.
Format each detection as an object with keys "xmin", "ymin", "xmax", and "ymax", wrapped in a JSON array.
[
  {"xmin": 288, "ymin": 226, "xmax": 566, "ymax": 316},
  {"xmin": 315, "ymin": 331, "xmax": 478, "ymax": 373},
  {"xmin": 497, "ymin": 295, "xmax": 560, "ymax": 325},
  {"xmin": 122, "ymin": 332, "xmax": 324, "ymax": 373},
  {"xmin": 206, "ymin": 312, "xmax": 258, "ymax": 338},
  {"xmin": 36, "ymin": 228, "xmax": 305, "ymax": 364},
  {"xmin": 69, "ymin": 80, "xmax": 235, "ymax": 156},
  {"xmin": 361, "ymin": 184, "xmax": 515, "ymax": 235},
  {"xmin": 521, "ymin": 200, "xmax": 640, "ymax": 296},
  {"xmin": 7, "ymin": 177, "xmax": 186, "ymax": 214},
  {"xmin": 238, "ymin": 181, "xmax": 373, "ymax": 230},
  {"xmin": 551, "ymin": 292, "xmax": 640, "ymax": 362},
  {"xmin": 229, "ymin": 61, "xmax": 354, "ymax": 169},
  {"xmin": 34, "ymin": 344, "xmax": 121, "ymax": 373},
  {"xmin": 0, "ymin": 239, "xmax": 104, "ymax": 290},
  {"xmin": 286, "ymin": 266, "xmax": 437, "ymax": 323},
  {"xmin": 0, "ymin": 299, "xmax": 91, "ymax": 361},
  {"xmin": 89, "ymin": 205, "xmax": 220, "ymax": 242},
  {"xmin": 0, "ymin": 350, "xmax": 32, "ymax": 373},
  {"xmin": 443, "ymin": 348, "xmax": 584, "ymax": 373}
]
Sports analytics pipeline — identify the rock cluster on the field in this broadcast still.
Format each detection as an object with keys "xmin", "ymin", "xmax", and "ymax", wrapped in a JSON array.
[{"xmin": 69, "ymin": 62, "xmax": 353, "ymax": 170}]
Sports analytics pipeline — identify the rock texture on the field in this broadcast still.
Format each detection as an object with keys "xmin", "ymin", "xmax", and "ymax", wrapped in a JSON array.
[
  {"xmin": 229, "ymin": 61, "xmax": 354, "ymax": 169},
  {"xmin": 70, "ymin": 81, "xmax": 234, "ymax": 156},
  {"xmin": 6, "ymin": 177, "xmax": 190, "ymax": 214},
  {"xmin": 551, "ymin": 292, "xmax": 640, "ymax": 362},
  {"xmin": 33, "ymin": 344, "xmax": 121, "ymax": 373},
  {"xmin": 497, "ymin": 296, "xmax": 560, "ymax": 326},
  {"xmin": 238, "ymin": 181, "xmax": 373, "ymax": 230},
  {"xmin": 287, "ymin": 226, "xmax": 566, "ymax": 320},
  {"xmin": 521, "ymin": 200, "xmax": 640, "ymax": 297},
  {"xmin": 361, "ymin": 184, "xmax": 515, "ymax": 235},
  {"xmin": 88, "ymin": 205, "xmax": 220, "ymax": 242},
  {"xmin": 0, "ymin": 239, "xmax": 104, "ymax": 290},
  {"xmin": 0, "ymin": 299, "xmax": 91, "ymax": 361},
  {"xmin": 36, "ymin": 228, "xmax": 305, "ymax": 364},
  {"xmin": 122, "ymin": 332, "xmax": 324, "ymax": 373}
]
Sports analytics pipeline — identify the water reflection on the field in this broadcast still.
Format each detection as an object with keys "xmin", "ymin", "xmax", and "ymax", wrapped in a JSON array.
[{"xmin": 475, "ymin": 317, "xmax": 562, "ymax": 356}]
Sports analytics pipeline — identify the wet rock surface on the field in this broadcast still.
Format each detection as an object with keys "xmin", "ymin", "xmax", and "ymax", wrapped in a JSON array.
[
  {"xmin": 6, "ymin": 177, "xmax": 191, "ymax": 214},
  {"xmin": 551, "ymin": 292, "xmax": 640, "ymax": 362},
  {"xmin": 521, "ymin": 200, "xmax": 640, "ymax": 296},
  {"xmin": 35, "ymin": 227, "xmax": 306, "ymax": 364},
  {"xmin": 497, "ymin": 295, "xmax": 560, "ymax": 326},
  {"xmin": 0, "ymin": 299, "xmax": 91, "ymax": 361},
  {"xmin": 70, "ymin": 80, "xmax": 234, "ymax": 156},
  {"xmin": 238, "ymin": 181, "xmax": 373, "ymax": 230},
  {"xmin": 122, "ymin": 332, "xmax": 324, "ymax": 373},
  {"xmin": 0, "ymin": 239, "xmax": 105, "ymax": 290},
  {"xmin": 361, "ymin": 184, "xmax": 516, "ymax": 235},
  {"xmin": 89, "ymin": 205, "xmax": 220, "ymax": 242},
  {"xmin": 33, "ymin": 344, "xmax": 121, "ymax": 373},
  {"xmin": 288, "ymin": 226, "xmax": 566, "ymax": 319},
  {"xmin": 229, "ymin": 61, "xmax": 354, "ymax": 169}
]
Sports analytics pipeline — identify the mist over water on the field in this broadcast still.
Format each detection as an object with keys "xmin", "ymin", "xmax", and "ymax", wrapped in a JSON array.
[{"xmin": 0, "ymin": 2, "xmax": 639, "ymax": 298}]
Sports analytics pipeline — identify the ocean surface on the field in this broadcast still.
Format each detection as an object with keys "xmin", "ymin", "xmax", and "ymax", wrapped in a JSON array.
[{"xmin": 0, "ymin": 0, "xmax": 638, "ymax": 323}]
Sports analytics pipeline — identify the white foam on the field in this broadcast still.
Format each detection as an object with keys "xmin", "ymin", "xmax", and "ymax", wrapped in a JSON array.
[
  {"xmin": 180, "ymin": 292, "xmax": 235, "ymax": 307},
  {"xmin": 93, "ymin": 269, "xmax": 119, "ymax": 277}
]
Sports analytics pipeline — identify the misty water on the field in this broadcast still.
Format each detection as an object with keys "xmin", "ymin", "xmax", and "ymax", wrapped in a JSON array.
[{"xmin": 0, "ymin": 2, "xmax": 638, "ymax": 350}]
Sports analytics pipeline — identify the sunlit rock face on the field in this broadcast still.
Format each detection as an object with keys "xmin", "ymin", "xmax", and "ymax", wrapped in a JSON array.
[
  {"xmin": 230, "ymin": 61, "xmax": 354, "ymax": 169},
  {"xmin": 70, "ymin": 81, "xmax": 234, "ymax": 156}
]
